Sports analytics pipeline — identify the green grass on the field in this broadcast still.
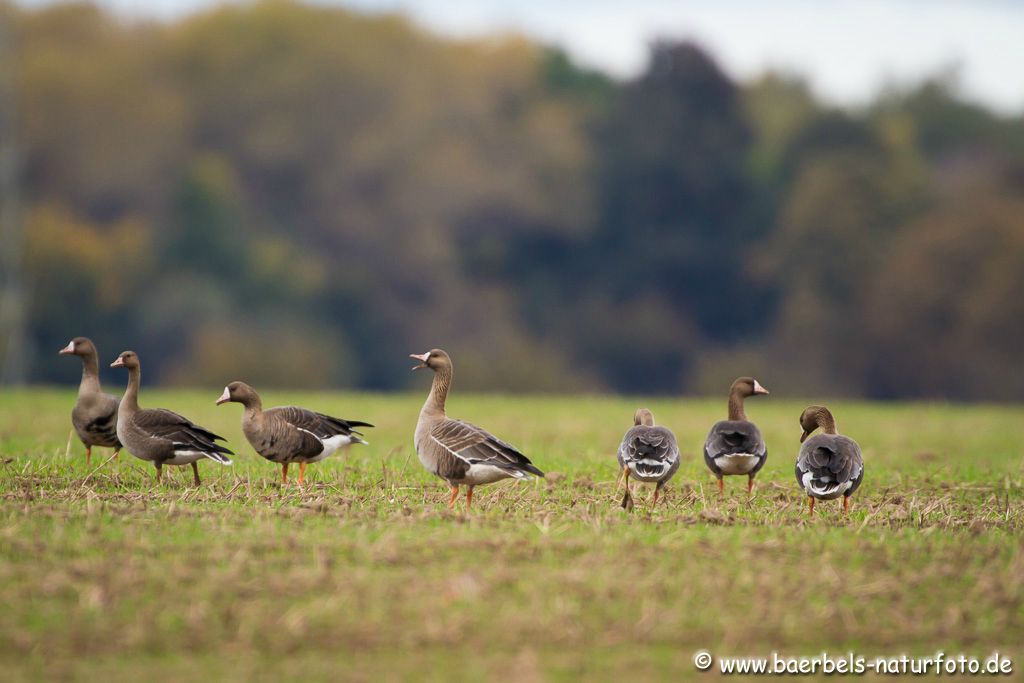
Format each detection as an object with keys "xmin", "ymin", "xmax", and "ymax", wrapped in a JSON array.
[{"xmin": 1, "ymin": 388, "xmax": 1022, "ymax": 681}]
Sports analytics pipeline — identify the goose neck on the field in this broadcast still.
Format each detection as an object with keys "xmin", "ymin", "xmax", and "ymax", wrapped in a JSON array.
[
  {"xmin": 242, "ymin": 396, "xmax": 263, "ymax": 419},
  {"xmin": 727, "ymin": 389, "xmax": 747, "ymax": 421},
  {"xmin": 817, "ymin": 410, "xmax": 838, "ymax": 435},
  {"xmin": 121, "ymin": 366, "xmax": 141, "ymax": 412},
  {"xmin": 422, "ymin": 366, "xmax": 452, "ymax": 418},
  {"xmin": 79, "ymin": 352, "xmax": 102, "ymax": 395}
]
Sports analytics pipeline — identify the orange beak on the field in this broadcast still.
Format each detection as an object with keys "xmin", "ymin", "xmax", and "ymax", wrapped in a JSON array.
[{"xmin": 110, "ymin": 357, "xmax": 125, "ymax": 368}]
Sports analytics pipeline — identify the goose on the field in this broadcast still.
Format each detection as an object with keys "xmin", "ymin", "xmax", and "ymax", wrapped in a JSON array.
[
  {"xmin": 216, "ymin": 381, "xmax": 372, "ymax": 485},
  {"xmin": 110, "ymin": 350, "xmax": 233, "ymax": 485},
  {"xmin": 617, "ymin": 408, "xmax": 679, "ymax": 511},
  {"xmin": 59, "ymin": 337, "xmax": 121, "ymax": 465},
  {"xmin": 795, "ymin": 405, "xmax": 863, "ymax": 515},
  {"xmin": 703, "ymin": 377, "xmax": 769, "ymax": 495},
  {"xmin": 411, "ymin": 349, "xmax": 543, "ymax": 509}
]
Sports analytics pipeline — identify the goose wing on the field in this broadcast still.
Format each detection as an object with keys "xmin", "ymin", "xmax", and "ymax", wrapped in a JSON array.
[
  {"xmin": 796, "ymin": 434, "xmax": 863, "ymax": 495},
  {"xmin": 704, "ymin": 420, "xmax": 766, "ymax": 458},
  {"xmin": 271, "ymin": 406, "xmax": 372, "ymax": 439},
  {"xmin": 430, "ymin": 419, "xmax": 544, "ymax": 477},
  {"xmin": 134, "ymin": 408, "xmax": 234, "ymax": 463},
  {"xmin": 618, "ymin": 425, "xmax": 679, "ymax": 479}
]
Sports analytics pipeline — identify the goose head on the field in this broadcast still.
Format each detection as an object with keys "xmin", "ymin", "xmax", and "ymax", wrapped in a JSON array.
[
  {"xmin": 731, "ymin": 376, "xmax": 769, "ymax": 398},
  {"xmin": 59, "ymin": 336, "xmax": 95, "ymax": 357},
  {"xmin": 217, "ymin": 380, "xmax": 258, "ymax": 406},
  {"xmin": 799, "ymin": 405, "xmax": 835, "ymax": 442},
  {"xmin": 410, "ymin": 348, "xmax": 452, "ymax": 373},
  {"xmin": 110, "ymin": 350, "xmax": 140, "ymax": 370},
  {"xmin": 633, "ymin": 407, "xmax": 655, "ymax": 427}
]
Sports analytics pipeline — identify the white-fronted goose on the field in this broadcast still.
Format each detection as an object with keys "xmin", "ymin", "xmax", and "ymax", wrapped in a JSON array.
[
  {"xmin": 216, "ymin": 381, "xmax": 372, "ymax": 485},
  {"xmin": 411, "ymin": 349, "xmax": 544, "ymax": 509},
  {"xmin": 59, "ymin": 337, "xmax": 121, "ymax": 465},
  {"xmin": 703, "ymin": 377, "xmax": 769, "ymax": 495},
  {"xmin": 617, "ymin": 408, "xmax": 679, "ymax": 511},
  {"xmin": 111, "ymin": 350, "xmax": 233, "ymax": 485},
  {"xmin": 796, "ymin": 405, "xmax": 864, "ymax": 515}
]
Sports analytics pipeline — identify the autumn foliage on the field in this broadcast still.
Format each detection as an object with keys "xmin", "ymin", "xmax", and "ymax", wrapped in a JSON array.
[{"xmin": 5, "ymin": 1, "xmax": 1023, "ymax": 399}]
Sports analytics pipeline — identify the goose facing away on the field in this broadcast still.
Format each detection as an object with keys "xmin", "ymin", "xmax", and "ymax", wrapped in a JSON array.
[
  {"xmin": 795, "ymin": 405, "xmax": 863, "ymax": 515},
  {"xmin": 703, "ymin": 377, "xmax": 769, "ymax": 495},
  {"xmin": 111, "ymin": 351, "xmax": 233, "ymax": 485},
  {"xmin": 59, "ymin": 337, "xmax": 121, "ymax": 465},
  {"xmin": 411, "ymin": 349, "xmax": 543, "ymax": 510},
  {"xmin": 617, "ymin": 408, "xmax": 680, "ymax": 511},
  {"xmin": 216, "ymin": 381, "xmax": 373, "ymax": 485}
]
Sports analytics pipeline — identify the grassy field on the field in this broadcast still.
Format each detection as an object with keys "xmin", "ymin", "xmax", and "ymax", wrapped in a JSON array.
[{"xmin": 1, "ymin": 388, "xmax": 1022, "ymax": 681}]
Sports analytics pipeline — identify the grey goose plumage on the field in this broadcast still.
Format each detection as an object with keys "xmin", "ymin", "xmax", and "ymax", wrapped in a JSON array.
[
  {"xmin": 111, "ymin": 350, "xmax": 233, "ymax": 485},
  {"xmin": 217, "ymin": 381, "xmax": 372, "ymax": 485},
  {"xmin": 795, "ymin": 405, "xmax": 864, "ymax": 515},
  {"xmin": 59, "ymin": 337, "xmax": 121, "ymax": 465},
  {"xmin": 703, "ymin": 376, "xmax": 769, "ymax": 495},
  {"xmin": 617, "ymin": 408, "xmax": 679, "ymax": 511},
  {"xmin": 411, "ymin": 349, "xmax": 543, "ymax": 510}
]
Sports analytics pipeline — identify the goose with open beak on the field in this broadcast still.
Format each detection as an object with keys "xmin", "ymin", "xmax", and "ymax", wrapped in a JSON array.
[{"xmin": 411, "ymin": 349, "xmax": 543, "ymax": 510}]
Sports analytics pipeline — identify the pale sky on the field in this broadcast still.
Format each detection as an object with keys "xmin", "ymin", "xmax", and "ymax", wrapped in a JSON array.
[{"xmin": 19, "ymin": 0, "xmax": 1024, "ymax": 113}]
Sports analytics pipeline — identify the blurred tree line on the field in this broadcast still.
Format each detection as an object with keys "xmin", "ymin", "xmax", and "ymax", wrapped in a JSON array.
[{"xmin": 2, "ymin": 0, "xmax": 1023, "ymax": 399}]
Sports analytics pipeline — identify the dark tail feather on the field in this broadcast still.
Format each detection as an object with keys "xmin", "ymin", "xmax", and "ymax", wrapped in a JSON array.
[{"xmin": 522, "ymin": 462, "xmax": 545, "ymax": 477}]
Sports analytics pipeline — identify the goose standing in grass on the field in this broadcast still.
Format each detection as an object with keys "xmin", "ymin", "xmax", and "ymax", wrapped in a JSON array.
[
  {"xmin": 411, "ymin": 349, "xmax": 544, "ymax": 510},
  {"xmin": 59, "ymin": 337, "xmax": 121, "ymax": 466},
  {"xmin": 111, "ymin": 350, "xmax": 232, "ymax": 485},
  {"xmin": 216, "ymin": 381, "xmax": 372, "ymax": 485},
  {"xmin": 617, "ymin": 408, "xmax": 679, "ymax": 511},
  {"xmin": 795, "ymin": 405, "xmax": 863, "ymax": 515},
  {"xmin": 703, "ymin": 377, "xmax": 769, "ymax": 495}
]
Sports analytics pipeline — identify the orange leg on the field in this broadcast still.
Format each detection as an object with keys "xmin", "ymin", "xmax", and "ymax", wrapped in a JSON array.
[
  {"xmin": 155, "ymin": 463, "xmax": 163, "ymax": 483},
  {"xmin": 299, "ymin": 462, "xmax": 307, "ymax": 486},
  {"xmin": 843, "ymin": 496, "xmax": 850, "ymax": 515},
  {"xmin": 621, "ymin": 468, "xmax": 633, "ymax": 511},
  {"xmin": 86, "ymin": 445, "xmax": 92, "ymax": 467},
  {"xmin": 717, "ymin": 478, "xmax": 724, "ymax": 496},
  {"xmin": 448, "ymin": 485, "xmax": 460, "ymax": 509},
  {"xmin": 191, "ymin": 461, "xmax": 201, "ymax": 487},
  {"xmin": 808, "ymin": 497, "xmax": 815, "ymax": 515},
  {"xmin": 281, "ymin": 463, "xmax": 289, "ymax": 485},
  {"xmin": 651, "ymin": 486, "xmax": 660, "ymax": 508},
  {"xmin": 465, "ymin": 487, "xmax": 474, "ymax": 510},
  {"xmin": 747, "ymin": 476, "xmax": 755, "ymax": 494},
  {"xmin": 113, "ymin": 448, "xmax": 120, "ymax": 462}
]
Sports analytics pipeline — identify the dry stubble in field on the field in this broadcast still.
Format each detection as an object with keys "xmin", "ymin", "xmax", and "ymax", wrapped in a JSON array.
[{"xmin": 1, "ymin": 389, "xmax": 1022, "ymax": 681}]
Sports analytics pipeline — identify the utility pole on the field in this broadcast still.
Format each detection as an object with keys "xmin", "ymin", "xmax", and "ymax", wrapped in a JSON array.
[{"xmin": 0, "ymin": 5, "xmax": 29, "ymax": 385}]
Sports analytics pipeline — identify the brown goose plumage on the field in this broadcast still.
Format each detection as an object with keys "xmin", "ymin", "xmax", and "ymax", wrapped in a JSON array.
[
  {"xmin": 217, "ymin": 381, "xmax": 372, "ymax": 485},
  {"xmin": 796, "ymin": 405, "xmax": 864, "ymax": 515},
  {"xmin": 111, "ymin": 351, "xmax": 233, "ymax": 486},
  {"xmin": 703, "ymin": 376, "xmax": 769, "ymax": 495},
  {"xmin": 617, "ymin": 408, "xmax": 680, "ymax": 511},
  {"xmin": 411, "ymin": 349, "xmax": 543, "ymax": 510},
  {"xmin": 59, "ymin": 337, "xmax": 121, "ymax": 465}
]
